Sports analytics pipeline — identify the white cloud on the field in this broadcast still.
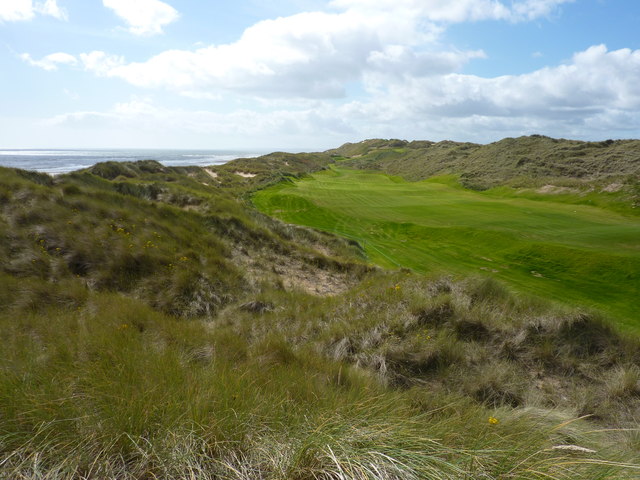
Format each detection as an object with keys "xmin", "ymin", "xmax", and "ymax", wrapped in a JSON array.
[
  {"xmin": 42, "ymin": 96, "xmax": 640, "ymax": 152},
  {"xmin": 73, "ymin": 9, "xmax": 475, "ymax": 99},
  {"xmin": 0, "ymin": 0, "xmax": 66, "ymax": 22},
  {"xmin": 20, "ymin": 0, "xmax": 640, "ymax": 146},
  {"xmin": 59, "ymin": 0, "xmax": 572, "ymax": 101},
  {"xmin": 381, "ymin": 45, "xmax": 640, "ymax": 120},
  {"xmin": 20, "ymin": 52, "xmax": 77, "ymax": 70},
  {"xmin": 102, "ymin": 0, "xmax": 179, "ymax": 36},
  {"xmin": 0, "ymin": 0, "xmax": 33, "ymax": 21},
  {"xmin": 20, "ymin": 51, "xmax": 127, "ymax": 74},
  {"xmin": 34, "ymin": 0, "xmax": 67, "ymax": 20},
  {"xmin": 79, "ymin": 51, "xmax": 125, "ymax": 75},
  {"xmin": 306, "ymin": 44, "xmax": 640, "ymax": 142},
  {"xmin": 39, "ymin": 48, "xmax": 640, "ymax": 146},
  {"xmin": 44, "ymin": 43, "xmax": 640, "ymax": 147},
  {"xmin": 510, "ymin": 0, "xmax": 573, "ymax": 21},
  {"xmin": 329, "ymin": 0, "xmax": 573, "ymax": 22},
  {"xmin": 63, "ymin": 89, "xmax": 79, "ymax": 100},
  {"xmin": 45, "ymin": 97, "xmax": 357, "ymax": 148}
]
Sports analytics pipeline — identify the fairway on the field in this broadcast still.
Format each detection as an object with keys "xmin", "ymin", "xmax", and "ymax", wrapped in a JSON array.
[{"xmin": 253, "ymin": 168, "xmax": 640, "ymax": 330}]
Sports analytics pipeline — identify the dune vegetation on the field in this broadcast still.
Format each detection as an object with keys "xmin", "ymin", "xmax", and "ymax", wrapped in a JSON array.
[{"xmin": 1, "ymin": 136, "xmax": 639, "ymax": 479}]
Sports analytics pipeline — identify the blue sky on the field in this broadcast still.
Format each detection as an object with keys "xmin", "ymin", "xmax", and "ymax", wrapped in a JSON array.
[{"xmin": 1, "ymin": 0, "xmax": 639, "ymax": 149}]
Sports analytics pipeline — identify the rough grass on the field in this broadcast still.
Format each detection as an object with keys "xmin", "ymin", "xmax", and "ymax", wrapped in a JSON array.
[
  {"xmin": 217, "ymin": 273, "xmax": 640, "ymax": 425},
  {"xmin": 253, "ymin": 167, "xmax": 640, "ymax": 330},
  {"xmin": 0, "ymin": 164, "xmax": 364, "ymax": 317},
  {"xmin": 332, "ymin": 136, "xmax": 640, "ymax": 204},
  {"xmin": 1, "ymin": 156, "xmax": 640, "ymax": 479},
  {"xmin": 1, "ymin": 280, "xmax": 639, "ymax": 479}
]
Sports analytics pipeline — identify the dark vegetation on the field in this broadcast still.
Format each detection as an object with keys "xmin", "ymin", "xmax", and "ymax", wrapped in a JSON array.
[{"xmin": 1, "ymin": 137, "xmax": 639, "ymax": 479}]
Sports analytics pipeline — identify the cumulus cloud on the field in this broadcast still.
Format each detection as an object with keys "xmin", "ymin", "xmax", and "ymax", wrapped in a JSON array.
[
  {"xmin": 21, "ymin": 49, "xmax": 127, "ymax": 76},
  {"xmin": 44, "ymin": 60, "xmax": 640, "ymax": 148},
  {"xmin": 44, "ymin": 44, "xmax": 640, "ymax": 135},
  {"xmin": 0, "ymin": 0, "xmax": 34, "ymax": 21},
  {"xmin": 103, "ymin": 0, "xmax": 179, "ymax": 36},
  {"xmin": 49, "ymin": 0, "xmax": 572, "ymax": 100},
  {"xmin": 35, "ymin": 0, "xmax": 67, "ymax": 20},
  {"xmin": 309, "ymin": 44, "xmax": 640, "ymax": 142},
  {"xmin": 381, "ymin": 45, "xmax": 640, "ymax": 120},
  {"xmin": 45, "ymin": 98, "xmax": 356, "ymax": 148},
  {"xmin": 0, "ymin": 0, "xmax": 67, "ymax": 22},
  {"xmin": 79, "ymin": 51, "xmax": 125, "ymax": 75},
  {"xmin": 23, "ymin": 0, "xmax": 640, "ymax": 145},
  {"xmin": 69, "ymin": 9, "xmax": 477, "ymax": 99},
  {"xmin": 20, "ymin": 52, "xmax": 77, "ymax": 70},
  {"xmin": 329, "ymin": 0, "xmax": 573, "ymax": 22}
]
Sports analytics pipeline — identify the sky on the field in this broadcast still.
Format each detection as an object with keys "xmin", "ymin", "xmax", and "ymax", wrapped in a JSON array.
[{"xmin": 1, "ymin": 0, "xmax": 639, "ymax": 150}]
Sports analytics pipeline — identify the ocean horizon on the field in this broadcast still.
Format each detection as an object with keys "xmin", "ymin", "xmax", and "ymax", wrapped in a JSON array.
[{"xmin": 0, "ymin": 149, "xmax": 266, "ymax": 175}]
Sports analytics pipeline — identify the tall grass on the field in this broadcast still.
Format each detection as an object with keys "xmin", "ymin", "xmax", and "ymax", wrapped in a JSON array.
[
  {"xmin": 1, "ymin": 162, "xmax": 639, "ymax": 479},
  {"xmin": 1, "ymin": 289, "xmax": 638, "ymax": 479}
]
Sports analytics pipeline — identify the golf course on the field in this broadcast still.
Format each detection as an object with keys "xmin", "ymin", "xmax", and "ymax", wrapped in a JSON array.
[{"xmin": 254, "ymin": 167, "xmax": 640, "ymax": 331}]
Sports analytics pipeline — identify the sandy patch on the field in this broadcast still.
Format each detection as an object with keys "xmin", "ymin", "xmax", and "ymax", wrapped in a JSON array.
[
  {"xmin": 203, "ymin": 168, "xmax": 218, "ymax": 179},
  {"xmin": 536, "ymin": 185, "xmax": 577, "ymax": 195},
  {"xmin": 602, "ymin": 183, "xmax": 623, "ymax": 193},
  {"xmin": 235, "ymin": 171, "xmax": 256, "ymax": 178},
  {"xmin": 277, "ymin": 262, "xmax": 350, "ymax": 296},
  {"xmin": 233, "ymin": 249, "xmax": 353, "ymax": 296}
]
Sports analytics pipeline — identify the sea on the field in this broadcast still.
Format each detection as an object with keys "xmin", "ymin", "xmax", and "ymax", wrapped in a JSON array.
[{"xmin": 0, "ymin": 149, "xmax": 265, "ymax": 175}]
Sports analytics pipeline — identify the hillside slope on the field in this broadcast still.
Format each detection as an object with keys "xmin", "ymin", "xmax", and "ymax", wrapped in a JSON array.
[
  {"xmin": 331, "ymin": 136, "xmax": 640, "ymax": 199},
  {"xmin": 0, "ymin": 158, "xmax": 364, "ymax": 317},
  {"xmin": 1, "ymin": 147, "xmax": 639, "ymax": 479},
  {"xmin": 253, "ymin": 167, "xmax": 640, "ymax": 329}
]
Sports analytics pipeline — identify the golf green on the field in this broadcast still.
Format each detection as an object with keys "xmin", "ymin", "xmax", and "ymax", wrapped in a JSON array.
[{"xmin": 253, "ymin": 168, "xmax": 640, "ymax": 330}]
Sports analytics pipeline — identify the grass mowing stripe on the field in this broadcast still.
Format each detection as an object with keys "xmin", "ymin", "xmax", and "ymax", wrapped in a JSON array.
[{"xmin": 253, "ymin": 167, "xmax": 640, "ymax": 331}]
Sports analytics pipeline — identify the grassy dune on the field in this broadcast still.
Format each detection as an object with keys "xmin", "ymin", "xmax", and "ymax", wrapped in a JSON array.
[
  {"xmin": 2, "ymin": 273, "xmax": 640, "ymax": 479},
  {"xmin": 253, "ymin": 167, "xmax": 640, "ymax": 330},
  {"xmin": 1, "ymin": 149, "xmax": 640, "ymax": 479},
  {"xmin": 332, "ymin": 136, "xmax": 640, "ymax": 194}
]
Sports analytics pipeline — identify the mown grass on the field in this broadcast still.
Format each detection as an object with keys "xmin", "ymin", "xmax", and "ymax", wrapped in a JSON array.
[{"xmin": 253, "ymin": 167, "xmax": 640, "ymax": 331}]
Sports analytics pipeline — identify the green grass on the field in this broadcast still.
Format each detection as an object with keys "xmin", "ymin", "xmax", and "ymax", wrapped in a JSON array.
[
  {"xmin": 332, "ymin": 136, "xmax": 640, "ymax": 196},
  {"xmin": 2, "ymin": 277, "xmax": 639, "ymax": 479},
  {"xmin": 253, "ymin": 167, "xmax": 640, "ymax": 330},
  {"xmin": 2, "ymin": 161, "xmax": 640, "ymax": 479}
]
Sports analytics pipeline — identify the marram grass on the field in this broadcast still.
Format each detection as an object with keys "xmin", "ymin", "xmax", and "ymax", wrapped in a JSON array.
[
  {"xmin": 1, "ymin": 156, "xmax": 639, "ymax": 479},
  {"xmin": 1, "ymin": 283, "xmax": 639, "ymax": 479}
]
